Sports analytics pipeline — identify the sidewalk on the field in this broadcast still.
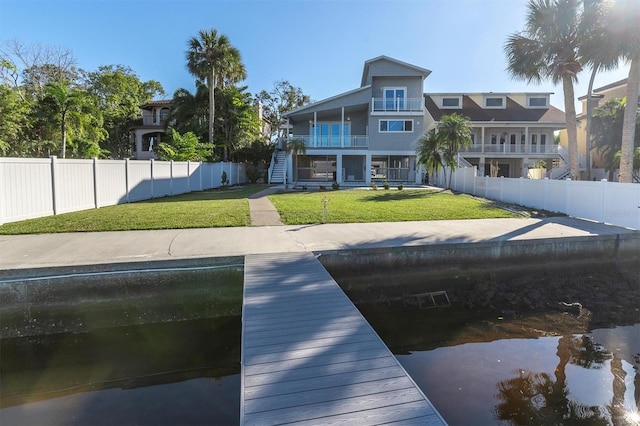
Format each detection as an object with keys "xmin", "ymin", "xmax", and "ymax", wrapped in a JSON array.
[
  {"xmin": 248, "ymin": 185, "xmax": 284, "ymax": 226},
  {"xmin": 1, "ymin": 215, "xmax": 637, "ymax": 274}
]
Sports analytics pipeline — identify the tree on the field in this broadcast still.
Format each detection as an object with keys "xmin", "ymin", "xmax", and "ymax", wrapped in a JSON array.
[
  {"xmin": 505, "ymin": 0, "xmax": 584, "ymax": 180},
  {"xmin": 607, "ymin": 0, "xmax": 640, "ymax": 183},
  {"xmin": 613, "ymin": 148, "xmax": 640, "ymax": 182},
  {"xmin": 165, "ymin": 84, "xmax": 209, "ymax": 141},
  {"xmin": 255, "ymin": 80, "xmax": 311, "ymax": 140},
  {"xmin": 186, "ymin": 29, "xmax": 245, "ymax": 157},
  {"xmin": 215, "ymin": 85, "xmax": 261, "ymax": 160},
  {"xmin": 591, "ymin": 98, "xmax": 640, "ymax": 179},
  {"xmin": 43, "ymin": 82, "xmax": 91, "ymax": 158},
  {"xmin": 83, "ymin": 64, "xmax": 164, "ymax": 159},
  {"xmin": 155, "ymin": 128, "xmax": 212, "ymax": 161},
  {"xmin": 285, "ymin": 137, "xmax": 307, "ymax": 186},
  {"xmin": 415, "ymin": 128, "xmax": 446, "ymax": 186},
  {"xmin": 437, "ymin": 113, "xmax": 473, "ymax": 188},
  {"xmin": 580, "ymin": 0, "xmax": 620, "ymax": 180},
  {"xmin": 0, "ymin": 84, "xmax": 32, "ymax": 156}
]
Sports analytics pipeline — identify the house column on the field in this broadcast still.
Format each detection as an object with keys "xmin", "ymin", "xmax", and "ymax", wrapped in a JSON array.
[
  {"xmin": 336, "ymin": 154, "xmax": 343, "ymax": 184},
  {"xmin": 481, "ymin": 127, "xmax": 485, "ymax": 153},
  {"xmin": 340, "ymin": 107, "xmax": 345, "ymax": 148},
  {"xmin": 313, "ymin": 112, "xmax": 317, "ymax": 147},
  {"xmin": 524, "ymin": 126, "xmax": 529, "ymax": 153},
  {"xmin": 365, "ymin": 154, "xmax": 372, "ymax": 185},
  {"xmin": 522, "ymin": 157, "xmax": 529, "ymax": 178}
]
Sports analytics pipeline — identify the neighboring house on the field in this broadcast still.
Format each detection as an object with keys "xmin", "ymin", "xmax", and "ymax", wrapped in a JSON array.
[
  {"xmin": 425, "ymin": 93, "xmax": 566, "ymax": 179},
  {"xmin": 277, "ymin": 56, "xmax": 566, "ymax": 185},
  {"xmin": 130, "ymin": 100, "xmax": 171, "ymax": 160},
  {"xmin": 559, "ymin": 78, "xmax": 639, "ymax": 180}
]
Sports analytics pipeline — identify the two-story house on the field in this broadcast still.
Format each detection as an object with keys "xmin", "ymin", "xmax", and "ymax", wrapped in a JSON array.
[
  {"xmin": 277, "ymin": 56, "xmax": 566, "ymax": 185},
  {"xmin": 130, "ymin": 100, "xmax": 171, "ymax": 160}
]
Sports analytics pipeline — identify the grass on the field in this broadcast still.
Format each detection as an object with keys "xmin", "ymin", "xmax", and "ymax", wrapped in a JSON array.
[
  {"xmin": 268, "ymin": 188, "xmax": 520, "ymax": 225},
  {"xmin": 0, "ymin": 185, "xmax": 265, "ymax": 235}
]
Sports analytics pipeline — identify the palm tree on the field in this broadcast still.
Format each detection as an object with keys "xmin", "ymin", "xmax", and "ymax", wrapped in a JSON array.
[
  {"xmin": 606, "ymin": 0, "xmax": 640, "ymax": 183},
  {"xmin": 505, "ymin": 0, "xmax": 584, "ymax": 180},
  {"xmin": 416, "ymin": 128, "xmax": 446, "ymax": 187},
  {"xmin": 185, "ymin": 29, "xmax": 245, "ymax": 159},
  {"xmin": 43, "ymin": 82, "xmax": 88, "ymax": 159},
  {"xmin": 285, "ymin": 137, "xmax": 306, "ymax": 186},
  {"xmin": 580, "ymin": 0, "xmax": 620, "ymax": 180},
  {"xmin": 437, "ymin": 113, "xmax": 473, "ymax": 188}
]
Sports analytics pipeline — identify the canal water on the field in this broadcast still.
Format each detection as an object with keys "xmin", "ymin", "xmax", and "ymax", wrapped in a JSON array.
[{"xmin": 1, "ymin": 256, "xmax": 638, "ymax": 425}]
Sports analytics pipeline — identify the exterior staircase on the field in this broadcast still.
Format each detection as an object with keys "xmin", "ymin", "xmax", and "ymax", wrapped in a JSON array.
[{"xmin": 269, "ymin": 150, "xmax": 287, "ymax": 184}]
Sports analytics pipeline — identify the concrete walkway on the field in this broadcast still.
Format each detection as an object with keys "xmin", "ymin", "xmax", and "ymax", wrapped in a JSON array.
[
  {"xmin": 1, "ymin": 216, "xmax": 637, "ymax": 275},
  {"xmin": 248, "ymin": 186, "xmax": 284, "ymax": 226}
]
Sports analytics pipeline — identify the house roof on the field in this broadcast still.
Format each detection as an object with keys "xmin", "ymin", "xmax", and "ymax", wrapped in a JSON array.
[
  {"xmin": 424, "ymin": 95, "xmax": 566, "ymax": 124},
  {"xmin": 577, "ymin": 78, "xmax": 628, "ymax": 101},
  {"xmin": 140, "ymin": 99, "xmax": 172, "ymax": 109},
  {"xmin": 283, "ymin": 85, "xmax": 371, "ymax": 117},
  {"xmin": 360, "ymin": 55, "xmax": 431, "ymax": 87}
]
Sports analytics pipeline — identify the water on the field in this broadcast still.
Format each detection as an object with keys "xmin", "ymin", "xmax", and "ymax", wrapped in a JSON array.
[
  {"xmin": 0, "ymin": 266, "xmax": 243, "ymax": 425},
  {"xmin": 359, "ymin": 304, "xmax": 640, "ymax": 426}
]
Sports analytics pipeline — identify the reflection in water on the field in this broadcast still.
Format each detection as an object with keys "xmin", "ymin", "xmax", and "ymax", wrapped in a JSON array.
[{"xmin": 361, "ymin": 305, "xmax": 640, "ymax": 426}]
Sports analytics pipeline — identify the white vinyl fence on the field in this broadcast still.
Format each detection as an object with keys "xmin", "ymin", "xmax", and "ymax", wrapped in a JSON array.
[
  {"xmin": 0, "ymin": 157, "xmax": 247, "ymax": 225},
  {"xmin": 435, "ymin": 166, "xmax": 640, "ymax": 230}
]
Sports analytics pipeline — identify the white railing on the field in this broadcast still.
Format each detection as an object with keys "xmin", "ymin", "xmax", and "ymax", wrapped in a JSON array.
[
  {"xmin": 438, "ymin": 166, "xmax": 640, "ymax": 230},
  {"xmin": 372, "ymin": 97, "xmax": 423, "ymax": 112},
  {"xmin": 0, "ymin": 157, "xmax": 247, "ymax": 225},
  {"xmin": 461, "ymin": 144, "xmax": 559, "ymax": 155},
  {"xmin": 291, "ymin": 135, "xmax": 368, "ymax": 149}
]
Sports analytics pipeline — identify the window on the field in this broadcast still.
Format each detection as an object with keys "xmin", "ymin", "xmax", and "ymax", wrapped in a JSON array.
[
  {"xmin": 384, "ymin": 87, "xmax": 406, "ymax": 111},
  {"xmin": 311, "ymin": 122, "xmax": 350, "ymax": 146},
  {"xmin": 527, "ymin": 96, "xmax": 548, "ymax": 108},
  {"xmin": 442, "ymin": 97, "xmax": 461, "ymax": 108},
  {"xmin": 379, "ymin": 119, "xmax": 413, "ymax": 132},
  {"xmin": 484, "ymin": 96, "xmax": 505, "ymax": 108}
]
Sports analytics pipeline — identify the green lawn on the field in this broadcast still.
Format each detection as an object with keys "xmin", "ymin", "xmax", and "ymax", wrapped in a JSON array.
[
  {"xmin": 0, "ymin": 186, "xmax": 521, "ymax": 235},
  {"xmin": 268, "ymin": 188, "xmax": 520, "ymax": 225},
  {"xmin": 0, "ymin": 185, "xmax": 265, "ymax": 235}
]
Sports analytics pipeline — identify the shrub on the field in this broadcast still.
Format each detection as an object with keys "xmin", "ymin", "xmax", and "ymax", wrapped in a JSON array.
[
  {"xmin": 383, "ymin": 180, "xmax": 390, "ymax": 190},
  {"xmin": 319, "ymin": 185, "xmax": 327, "ymax": 191},
  {"xmin": 221, "ymin": 171, "xmax": 229, "ymax": 186},
  {"xmin": 332, "ymin": 181, "xmax": 340, "ymax": 190},
  {"xmin": 371, "ymin": 182, "xmax": 378, "ymax": 190},
  {"xmin": 245, "ymin": 165, "xmax": 263, "ymax": 184},
  {"xmin": 397, "ymin": 183, "xmax": 404, "ymax": 190}
]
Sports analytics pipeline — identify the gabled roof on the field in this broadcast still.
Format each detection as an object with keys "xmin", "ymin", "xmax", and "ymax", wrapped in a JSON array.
[
  {"xmin": 425, "ymin": 95, "xmax": 566, "ymax": 124},
  {"xmin": 283, "ymin": 85, "xmax": 371, "ymax": 117},
  {"xmin": 361, "ymin": 56, "xmax": 431, "ymax": 87}
]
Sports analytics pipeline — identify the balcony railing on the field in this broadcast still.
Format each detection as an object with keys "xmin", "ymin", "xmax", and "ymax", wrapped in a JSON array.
[
  {"xmin": 372, "ymin": 97, "xmax": 423, "ymax": 112},
  {"xmin": 461, "ymin": 144, "xmax": 559, "ymax": 155},
  {"xmin": 290, "ymin": 135, "xmax": 368, "ymax": 149}
]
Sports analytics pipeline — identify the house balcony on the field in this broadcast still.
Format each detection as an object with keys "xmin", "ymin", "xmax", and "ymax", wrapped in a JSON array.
[
  {"xmin": 461, "ymin": 144, "xmax": 559, "ymax": 155},
  {"xmin": 371, "ymin": 98, "xmax": 423, "ymax": 113},
  {"xmin": 289, "ymin": 135, "xmax": 368, "ymax": 149}
]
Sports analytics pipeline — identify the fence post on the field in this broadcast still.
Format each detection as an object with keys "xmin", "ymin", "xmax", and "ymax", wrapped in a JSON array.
[
  {"xmin": 519, "ymin": 177, "xmax": 523, "ymax": 206},
  {"xmin": 472, "ymin": 167, "xmax": 477, "ymax": 196},
  {"xmin": 187, "ymin": 160, "xmax": 191, "ymax": 192},
  {"xmin": 0, "ymin": 160, "xmax": 5, "ymax": 225},
  {"xmin": 93, "ymin": 157, "xmax": 99, "ymax": 209},
  {"xmin": 600, "ymin": 179, "xmax": 607, "ymax": 223},
  {"xmin": 543, "ymin": 178, "xmax": 549, "ymax": 211},
  {"xmin": 125, "ymin": 158, "xmax": 131, "ymax": 203},
  {"xmin": 170, "ymin": 160, "xmax": 174, "ymax": 196},
  {"xmin": 500, "ymin": 176, "xmax": 504, "ymax": 202},
  {"xmin": 564, "ymin": 178, "xmax": 571, "ymax": 216},
  {"xmin": 50, "ymin": 156, "xmax": 59, "ymax": 215},
  {"xmin": 150, "ymin": 159, "xmax": 155, "ymax": 199}
]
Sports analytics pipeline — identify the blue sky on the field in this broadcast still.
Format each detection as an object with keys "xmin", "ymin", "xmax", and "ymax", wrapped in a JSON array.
[{"xmin": 0, "ymin": 0, "xmax": 630, "ymax": 112}]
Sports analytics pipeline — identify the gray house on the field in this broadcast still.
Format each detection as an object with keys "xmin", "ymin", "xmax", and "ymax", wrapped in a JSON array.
[{"xmin": 274, "ymin": 56, "xmax": 566, "ymax": 185}]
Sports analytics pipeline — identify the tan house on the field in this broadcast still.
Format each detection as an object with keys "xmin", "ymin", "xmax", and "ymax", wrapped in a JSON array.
[
  {"xmin": 559, "ymin": 78, "xmax": 638, "ymax": 180},
  {"xmin": 129, "ymin": 100, "xmax": 171, "ymax": 160}
]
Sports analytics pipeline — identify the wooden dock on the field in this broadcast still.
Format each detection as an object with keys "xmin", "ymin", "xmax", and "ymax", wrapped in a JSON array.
[{"xmin": 241, "ymin": 252, "xmax": 447, "ymax": 425}]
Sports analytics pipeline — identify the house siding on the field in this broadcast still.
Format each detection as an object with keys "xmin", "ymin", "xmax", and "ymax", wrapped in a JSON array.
[{"xmin": 371, "ymin": 76, "xmax": 423, "ymax": 101}]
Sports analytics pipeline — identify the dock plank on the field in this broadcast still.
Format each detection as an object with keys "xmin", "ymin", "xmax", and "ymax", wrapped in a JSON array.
[{"xmin": 241, "ymin": 252, "xmax": 447, "ymax": 425}]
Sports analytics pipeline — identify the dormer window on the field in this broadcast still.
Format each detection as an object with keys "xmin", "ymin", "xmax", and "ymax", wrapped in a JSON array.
[
  {"xmin": 527, "ymin": 96, "xmax": 548, "ymax": 108},
  {"xmin": 442, "ymin": 96, "xmax": 462, "ymax": 109},
  {"xmin": 484, "ymin": 96, "xmax": 505, "ymax": 108}
]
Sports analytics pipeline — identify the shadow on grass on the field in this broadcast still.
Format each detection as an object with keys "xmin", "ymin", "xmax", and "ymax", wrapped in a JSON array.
[
  {"xmin": 360, "ymin": 188, "xmax": 447, "ymax": 202},
  {"xmin": 137, "ymin": 185, "xmax": 267, "ymax": 203}
]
